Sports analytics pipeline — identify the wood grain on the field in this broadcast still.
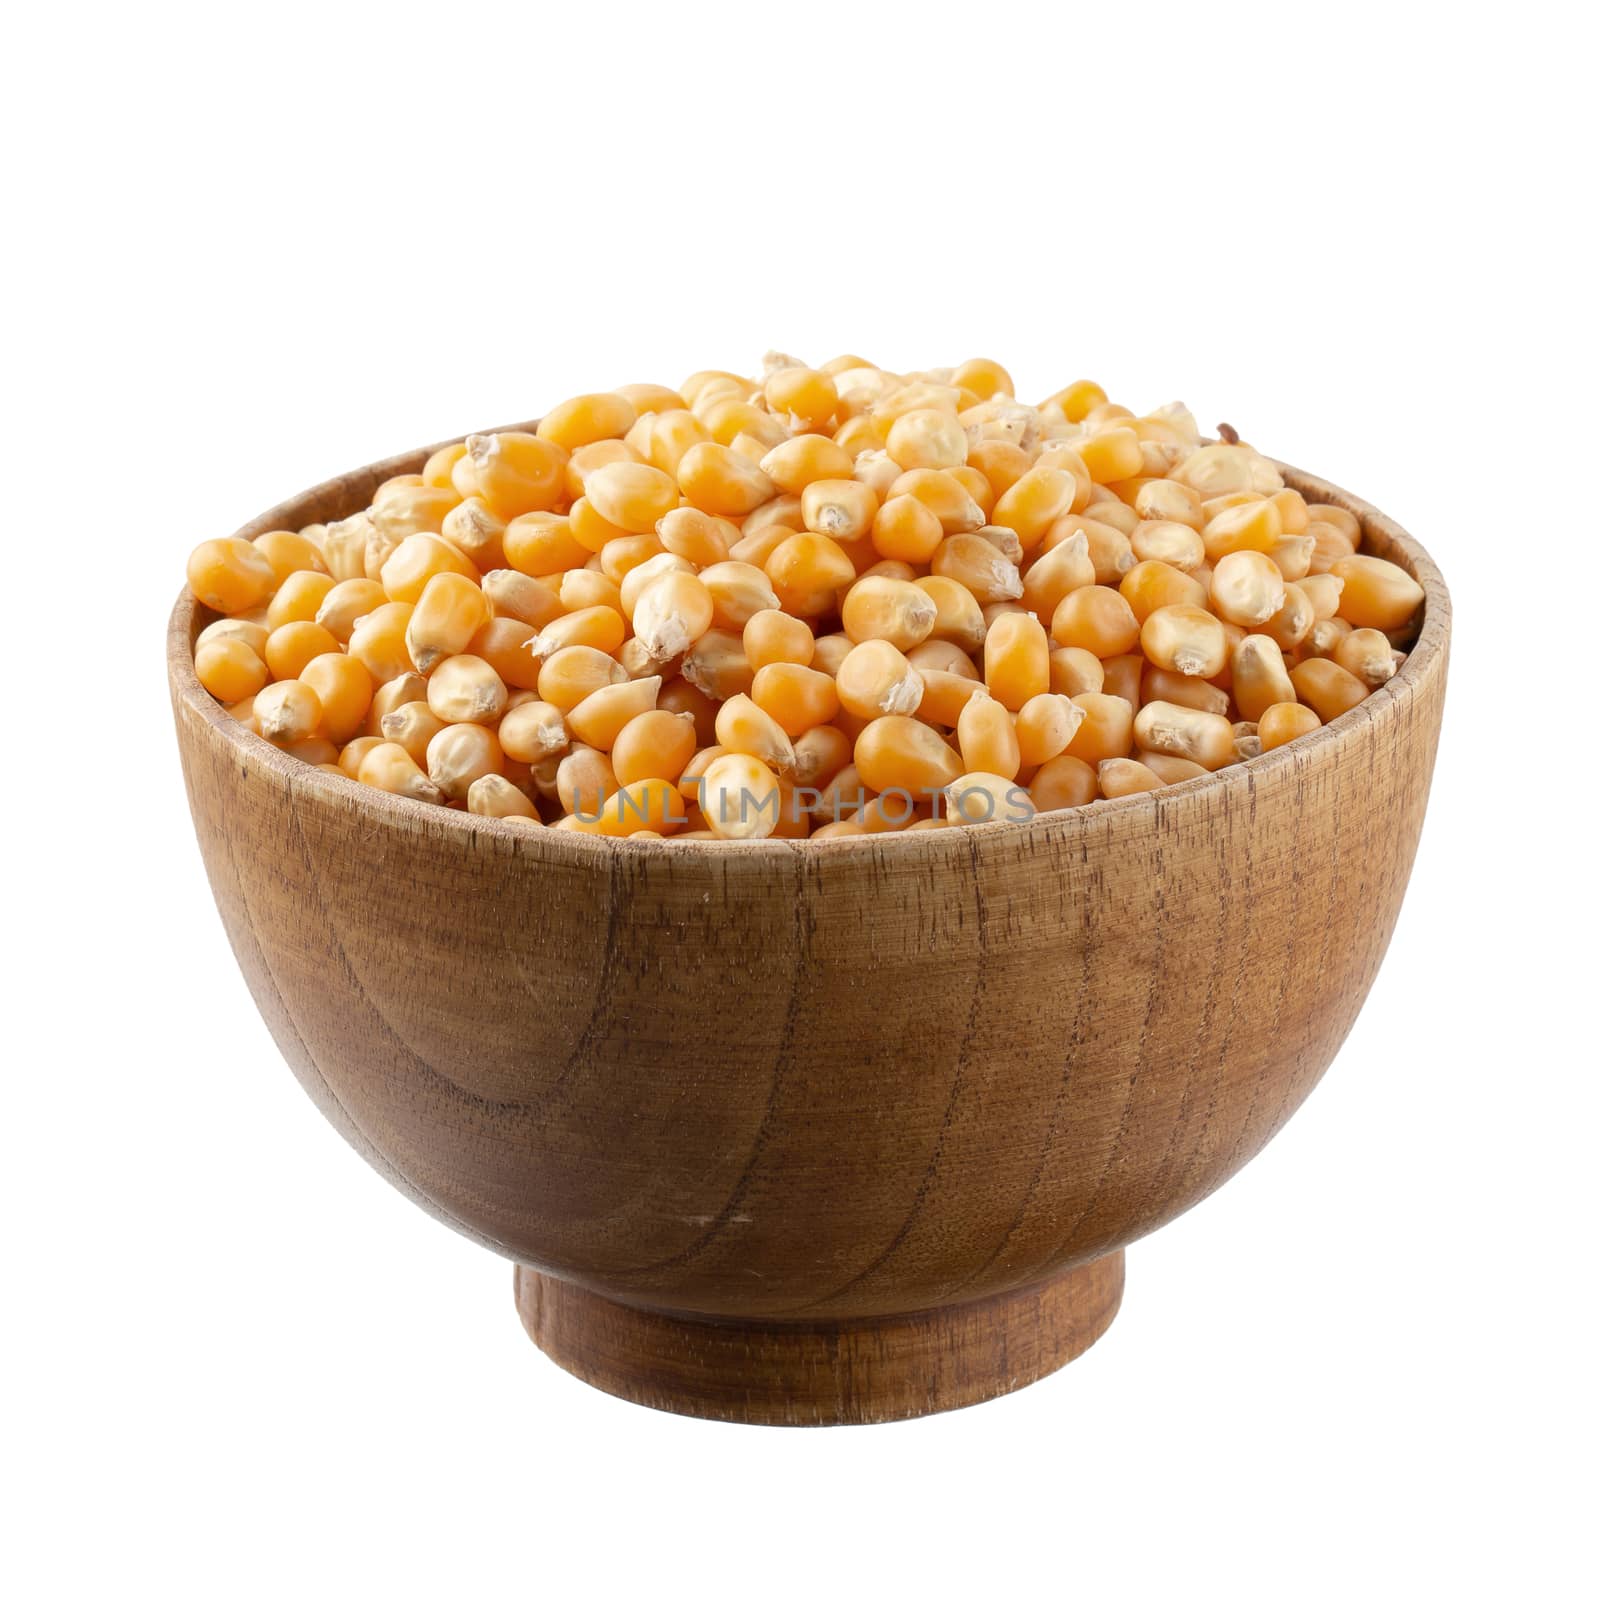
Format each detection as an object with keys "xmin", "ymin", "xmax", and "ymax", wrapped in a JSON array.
[{"xmin": 167, "ymin": 425, "xmax": 1451, "ymax": 1423}]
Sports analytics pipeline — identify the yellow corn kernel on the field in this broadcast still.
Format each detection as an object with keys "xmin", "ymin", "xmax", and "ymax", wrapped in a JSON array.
[
  {"xmin": 611, "ymin": 709, "xmax": 698, "ymax": 786},
  {"xmin": 366, "ymin": 671, "xmax": 426, "ymax": 735},
  {"xmin": 752, "ymin": 662, "xmax": 840, "ymax": 737},
  {"xmin": 426, "ymin": 655, "xmax": 508, "ymax": 725},
  {"xmin": 1202, "ymin": 497, "xmax": 1282, "ymax": 562},
  {"xmin": 314, "ymin": 578, "xmax": 386, "ymax": 643},
  {"xmin": 855, "ymin": 716, "xmax": 964, "ymax": 795},
  {"xmin": 992, "ymin": 466, "xmax": 1083, "ymax": 551},
  {"xmin": 1014, "ymin": 693, "xmax": 1085, "ymax": 767},
  {"xmin": 195, "ymin": 636, "xmax": 269, "ymax": 702},
  {"xmin": 1139, "ymin": 750, "xmax": 1211, "ymax": 785},
  {"xmin": 298, "ymin": 652, "xmax": 373, "ymax": 743},
  {"xmin": 1049, "ymin": 646, "xmax": 1105, "ymax": 697},
  {"xmin": 1232, "ymin": 635, "xmax": 1298, "ymax": 722},
  {"xmin": 582, "ymin": 461, "xmax": 680, "ymax": 534},
  {"xmin": 697, "ymin": 561, "xmax": 780, "ymax": 632},
  {"xmin": 980, "ymin": 611, "xmax": 1049, "ymax": 711},
  {"xmin": 1133, "ymin": 479, "xmax": 1204, "ymax": 530},
  {"xmin": 481, "ymin": 569, "xmax": 565, "ymax": 630},
  {"xmin": 467, "ymin": 618, "xmax": 541, "ymax": 692},
  {"xmin": 744, "ymin": 608, "xmax": 815, "ymax": 672},
  {"xmin": 1290, "ymin": 657, "xmax": 1369, "ymax": 722},
  {"xmin": 497, "ymin": 704, "xmax": 567, "ymax": 768},
  {"xmin": 502, "ymin": 512, "xmax": 588, "ymax": 577},
  {"xmin": 1308, "ymin": 503, "xmax": 1362, "ymax": 543},
  {"xmin": 254, "ymin": 679, "xmax": 322, "ymax": 746},
  {"xmin": 252, "ymin": 530, "xmax": 328, "ymax": 587},
  {"xmin": 714, "ymin": 692, "xmax": 796, "ymax": 772},
  {"xmin": 759, "ymin": 435, "xmax": 853, "ymax": 494},
  {"xmin": 618, "ymin": 553, "xmax": 693, "ymax": 618},
  {"xmin": 369, "ymin": 483, "xmax": 460, "ymax": 543},
  {"xmin": 836, "ymin": 639, "xmax": 924, "ymax": 720},
  {"xmin": 1298, "ymin": 573, "xmax": 1345, "ymax": 622},
  {"xmin": 338, "ymin": 735, "xmax": 384, "ymax": 779},
  {"xmin": 633, "ymin": 571, "xmax": 716, "ymax": 661},
  {"xmin": 791, "ymin": 724, "xmax": 853, "ymax": 788},
  {"xmin": 379, "ymin": 533, "xmax": 477, "ymax": 604},
  {"xmin": 1331, "ymin": 554, "xmax": 1425, "ymax": 632},
  {"xmin": 197, "ymin": 616, "xmax": 269, "ymax": 658},
  {"xmin": 891, "ymin": 468, "xmax": 986, "ymax": 535},
  {"xmin": 261, "ymin": 621, "xmax": 337, "ymax": 682},
  {"xmin": 558, "ymin": 568, "xmax": 623, "ymax": 616},
  {"xmin": 422, "ymin": 442, "xmax": 468, "ymax": 490},
  {"xmin": 880, "ymin": 407, "xmax": 963, "ymax": 471},
  {"xmin": 914, "ymin": 668, "xmax": 985, "ymax": 728},
  {"xmin": 943, "ymin": 771, "xmax": 1035, "ymax": 826},
  {"xmin": 345, "ymin": 602, "xmax": 415, "ymax": 685},
  {"xmin": 1098, "ymin": 757, "xmax": 1164, "ymax": 798},
  {"xmin": 928, "ymin": 533, "xmax": 1020, "ymax": 606},
  {"xmin": 1210, "ymin": 550, "xmax": 1287, "ymax": 627},
  {"xmin": 1259, "ymin": 701, "xmax": 1323, "ymax": 751},
  {"xmin": 467, "ymin": 773, "xmax": 540, "ymax": 821},
  {"xmin": 836, "ymin": 575, "xmax": 934, "ymax": 652},
  {"xmin": 535, "ymin": 393, "xmax": 637, "ymax": 453},
  {"xmin": 404, "ymin": 572, "xmax": 491, "ymax": 674},
  {"xmin": 1141, "ymin": 665, "xmax": 1230, "ymax": 718},
  {"xmin": 1030, "ymin": 753, "xmax": 1098, "ymax": 811},
  {"xmin": 639, "ymin": 409, "xmax": 712, "ymax": 477},
  {"xmin": 453, "ymin": 432, "xmax": 567, "ymax": 519},
  {"xmin": 531, "ymin": 645, "xmax": 623, "ymax": 712},
  {"xmin": 564, "ymin": 438, "xmax": 641, "ymax": 501},
  {"xmin": 358, "ymin": 741, "xmax": 444, "ymax": 804},
  {"xmin": 1119, "ymin": 559, "xmax": 1206, "ymax": 624},
  {"xmin": 1335, "ymin": 627, "xmax": 1398, "ymax": 688},
  {"xmin": 761, "ymin": 366, "xmax": 837, "ymax": 431},
  {"xmin": 1269, "ymin": 534, "xmax": 1317, "ymax": 583},
  {"xmin": 1133, "ymin": 700, "xmax": 1235, "ymax": 770},
  {"xmin": 1064, "ymin": 692, "xmax": 1135, "ymax": 764},
  {"xmin": 1140, "ymin": 604, "xmax": 1228, "ymax": 678},
  {"xmin": 1073, "ymin": 426, "xmax": 1142, "ymax": 485},
  {"xmin": 955, "ymin": 691, "xmax": 1020, "ymax": 780},
  {"xmin": 1130, "ymin": 519, "xmax": 1205, "ymax": 572},
  {"xmin": 765, "ymin": 531, "xmax": 857, "ymax": 615},
  {"xmin": 187, "ymin": 537, "xmax": 280, "ymax": 615},
  {"xmin": 554, "ymin": 745, "xmax": 617, "ymax": 817},
  {"xmin": 657, "ymin": 506, "xmax": 736, "ymax": 566},
  {"xmin": 1100, "ymin": 653, "xmax": 1143, "ymax": 706},
  {"xmin": 699, "ymin": 752, "xmax": 782, "ymax": 840},
  {"xmin": 682, "ymin": 630, "xmax": 754, "ymax": 701},
  {"xmin": 426, "ymin": 722, "xmax": 501, "ymax": 801},
  {"xmin": 566, "ymin": 676, "xmax": 662, "ymax": 750},
  {"xmin": 798, "ymin": 478, "xmax": 876, "ymax": 543},
  {"xmin": 676, "ymin": 442, "xmax": 778, "ymax": 516},
  {"xmin": 264, "ymin": 569, "xmax": 336, "ymax": 632},
  {"xmin": 1050, "ymin": 585, "xmax": 1140, "ymax": 657}
]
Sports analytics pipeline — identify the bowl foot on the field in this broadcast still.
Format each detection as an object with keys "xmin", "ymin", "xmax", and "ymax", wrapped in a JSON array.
[{"xmin": 513, "ymin": 1252, "xmax": 1124, "ymax": 1426}]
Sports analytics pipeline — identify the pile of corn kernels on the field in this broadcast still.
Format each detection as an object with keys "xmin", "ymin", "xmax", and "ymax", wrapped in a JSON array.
[{"xmin": 185, "ymin": 355, "xmax": 1425, "ymax": 839}]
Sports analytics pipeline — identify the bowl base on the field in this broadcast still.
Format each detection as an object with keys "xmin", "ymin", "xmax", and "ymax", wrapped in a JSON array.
[{"xmin": 513, "ymin": 1252, "xmax": 1125, "ymax": 1425}]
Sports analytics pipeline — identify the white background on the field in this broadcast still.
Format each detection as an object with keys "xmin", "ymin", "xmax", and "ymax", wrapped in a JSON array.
[{"xmin": 5, "ymin": 2, "xmax": 1596, "ymax": 1595}]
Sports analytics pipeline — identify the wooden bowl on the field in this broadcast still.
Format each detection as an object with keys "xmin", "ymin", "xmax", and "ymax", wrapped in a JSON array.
[{"xmin": 168, "ymin": 426, "xmax": 1450, "ymax": 1425}]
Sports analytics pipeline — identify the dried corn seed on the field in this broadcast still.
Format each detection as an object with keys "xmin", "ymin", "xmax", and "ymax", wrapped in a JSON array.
[
  {"xmin": 1210, "ymin": 550, "xmax": 1287, "ymax": 627},
  {"xmin": 1331, "ymin": 554, "xmax": 1425, "ymax": 632},
  {"xmin": 944, "ymin": 771, "xmax": 1036, "ymax": 827},
  {"xmin": 856, "ymin": 716, "xmax": 965, "ymax": 795},
  {"xmin": 836, "ymin": 640, "xmax": 924, "ymax": 720},
  {"xmin": 1132, "ymin": 700, "xmax": 1235, "ymax": 770},
  {"xmin": 1140, "ymin": 604, "xmax": 1228, "ymax": 678},
  {"xmin": 566, "ymin": 676, "xmax": 662, "ymax": 750},
  {"xmin": 358, "ymin": 741, "xmax": 444, "ymax": 804},
  {"xmin": 1259, "ymin": 701, "xmax": 1323, "ymax": 750},
  {"xmin": 427, "ymin": 654, "xmax": 508, "ymax": 725},
  {"xmin": 1098, "ymin": 757, "xmax": 1164, "ymax": 798},
  {"xmin": 467, "ymin": 773, "xmax": 540, "ymax": 820},
  {"xmin": 1289, "ymin": 658, "xmax": 1369, "ymax": 722}
]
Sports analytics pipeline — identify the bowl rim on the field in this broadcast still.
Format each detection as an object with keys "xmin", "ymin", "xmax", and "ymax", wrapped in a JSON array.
[{"xmin": 168, "ymin": 426, "xmax": 1451, "ymax": 864}]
